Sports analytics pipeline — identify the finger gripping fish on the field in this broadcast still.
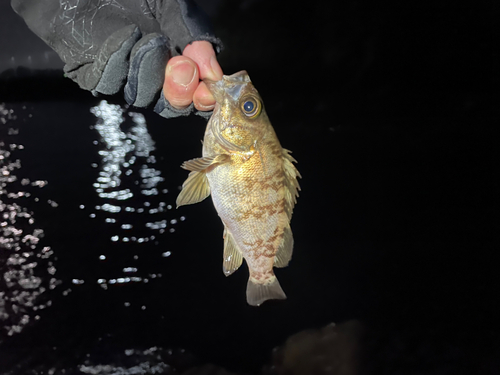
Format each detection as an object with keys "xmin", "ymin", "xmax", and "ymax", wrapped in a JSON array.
[{"xmin": 176, "ymin": 71, "xmax": 301, "ymax": 306}]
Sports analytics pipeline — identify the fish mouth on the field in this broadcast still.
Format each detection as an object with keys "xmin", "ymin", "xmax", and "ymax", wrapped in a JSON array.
[
  {"xmin": 224, "ymin": 70, "xmax": 250, "ymax": 83},
  {"xmin": 203, "ymin": 70, "xmax": 251, "ymax": 102},
  {"xmin": 203, "ymin": 79, "xmax": 223, "ymax": 102}
]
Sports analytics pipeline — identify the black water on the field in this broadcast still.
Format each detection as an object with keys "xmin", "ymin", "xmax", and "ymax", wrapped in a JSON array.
[{"xmin": 1, "ymin": 2, "xmax": 498, "ymax": 374}]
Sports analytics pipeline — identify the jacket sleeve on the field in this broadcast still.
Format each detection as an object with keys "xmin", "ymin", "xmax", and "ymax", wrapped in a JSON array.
[{"xmin": 11, "ymin": 0, "xmax": 222, "ymax": 119}]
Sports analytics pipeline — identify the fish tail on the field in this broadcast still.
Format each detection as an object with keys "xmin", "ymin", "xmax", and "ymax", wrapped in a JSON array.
[{"xmin": 246, "ymin": 276, "xmax": 286, "ymax": 306}]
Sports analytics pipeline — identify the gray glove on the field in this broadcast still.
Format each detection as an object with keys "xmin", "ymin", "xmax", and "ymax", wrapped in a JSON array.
[{"xmin": 11, "ymin": 0, "xmax": 222, "ymax": 119}]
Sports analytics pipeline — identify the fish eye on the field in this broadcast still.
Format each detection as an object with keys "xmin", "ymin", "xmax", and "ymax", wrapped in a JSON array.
[
  {"xmin": 241, "ymin": 98, "xmax": 261, "ymax": 118},
  {"xmin": 243, "ymin": 101, "xmax": 254, "ymax": 112}
]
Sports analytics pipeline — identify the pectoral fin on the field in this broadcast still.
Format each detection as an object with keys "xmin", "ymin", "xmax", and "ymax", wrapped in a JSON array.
[
  {"xmin": 176, "ymin": 171, "xmax": 210, "ymax": 208},
  {"xmin": 181, "ymin": 154, "xmax": 230, "ymax": 172},
  {"xmin": 177, "ymin": 154, "xmax": 230, "ymax": 208},
  {"xmin": 222, "ymin": 227, "xmax": 243, "ymax": 276},
  {"xmin": 274, "ymin": 225, "xmax": 294, "ymax": 268}
]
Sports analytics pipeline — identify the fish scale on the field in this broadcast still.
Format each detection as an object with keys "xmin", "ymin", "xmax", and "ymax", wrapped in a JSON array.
[{"xmin": 176, "ymin": 71, "xmax": 300, "ymax": 306}]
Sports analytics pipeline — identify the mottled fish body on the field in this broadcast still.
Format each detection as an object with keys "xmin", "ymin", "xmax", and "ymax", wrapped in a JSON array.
[{"xmin": 177, "ymin": 71, "xmax": 300, "ymax": 306}]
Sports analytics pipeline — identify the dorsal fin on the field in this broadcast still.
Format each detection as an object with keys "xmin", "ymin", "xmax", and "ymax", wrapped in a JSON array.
[
  {"xmin": 274, "ymin": 224, "xmax": 293, "ymax": 268},
  {"xmin": 282, "ymin": 149, "xmax": 301, "ymax": 220}
]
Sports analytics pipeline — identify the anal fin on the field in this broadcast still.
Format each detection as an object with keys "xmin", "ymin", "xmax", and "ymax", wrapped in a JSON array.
[{"xmin": 223, "ymin": 227, "xmax": 243, "ymax": 276}]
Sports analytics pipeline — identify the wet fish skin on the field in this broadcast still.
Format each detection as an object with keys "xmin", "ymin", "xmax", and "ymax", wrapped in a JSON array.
[{"xmin": 177, "ymin": 71, "xmax": 300, "ymax": 306}]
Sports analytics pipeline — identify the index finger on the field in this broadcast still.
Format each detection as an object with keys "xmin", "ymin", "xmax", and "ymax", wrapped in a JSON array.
[{"xmin": 183, "ymin": 41, "xmax": 223, "ymax": 81}]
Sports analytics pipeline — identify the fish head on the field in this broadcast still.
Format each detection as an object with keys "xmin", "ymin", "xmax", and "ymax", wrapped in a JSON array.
[{"xmin": 204, "ymin": 71, "xmax": 269, "ymax": 153}]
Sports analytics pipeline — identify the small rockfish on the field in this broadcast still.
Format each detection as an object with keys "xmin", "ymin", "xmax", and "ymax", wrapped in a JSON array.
[{"xmin": 176, "ymin": 71, "xmax": 301, "ymax": 306}]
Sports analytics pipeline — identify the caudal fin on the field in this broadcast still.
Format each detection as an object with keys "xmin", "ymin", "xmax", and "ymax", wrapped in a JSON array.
[{"xmin": 246, "ymin": 276, "xmax": 286, "ymax": 306}]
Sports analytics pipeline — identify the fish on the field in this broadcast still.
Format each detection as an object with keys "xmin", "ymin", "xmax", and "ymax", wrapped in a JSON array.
[{"xmin": 176, "ymin": 71, "xmax": 301, "ymax": 306}]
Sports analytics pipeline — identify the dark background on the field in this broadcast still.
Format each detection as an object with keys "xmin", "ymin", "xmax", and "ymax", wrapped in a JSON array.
[{"xmin": 0, "ymin": 1, "xmax": 498, "ymax": 374}]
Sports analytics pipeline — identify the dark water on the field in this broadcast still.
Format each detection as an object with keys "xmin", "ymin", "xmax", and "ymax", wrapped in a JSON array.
[{"xmin": 1, "ymin": 1, "xmax": 499, "ymax": 374}]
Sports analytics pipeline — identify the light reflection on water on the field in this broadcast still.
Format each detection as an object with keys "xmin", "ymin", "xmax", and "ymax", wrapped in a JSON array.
[
  {"xmin": 86, "ymin": 100, "xmax": 184, "ymax": 291},
  {"xmin": 0, "ymin": 100, "xmax": 186, "ymax": 339},
  {"xmin": 0, "ymin": 103, "xmax": 59, "ymax": 339},
  {"xmin": 77, "ymin": 346, "xmax": 194, "ymax": 375}
]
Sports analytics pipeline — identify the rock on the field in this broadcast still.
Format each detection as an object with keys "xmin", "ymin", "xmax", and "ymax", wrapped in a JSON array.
[{"xmin": 264, "ymin": 320, "xmax": 364, "ymax": 375}]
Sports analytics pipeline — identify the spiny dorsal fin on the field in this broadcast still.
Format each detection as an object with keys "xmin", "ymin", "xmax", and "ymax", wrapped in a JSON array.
[
  {"xmin": 181, "ymin": 154, "xmax": 230, "ymax": 172},
  {"xmin": 176, "ymin": 171, "xmax": 210, "ymax": 208},
  {"xmin": 223, "ymin": 227, "xmax": 243, "ymax": 276},
  {"xmin": 274, "ymin": 224, "xmax": 293, "ymax": 268},
  {"xmin": 282, "ymin": 149, "xmax": 301, "ymax": 221}
]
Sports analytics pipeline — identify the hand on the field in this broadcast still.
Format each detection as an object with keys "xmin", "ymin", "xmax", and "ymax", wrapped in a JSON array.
[{"xmin": 163, "ymin": 41, "xmax": 223, "ymax": 112}]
